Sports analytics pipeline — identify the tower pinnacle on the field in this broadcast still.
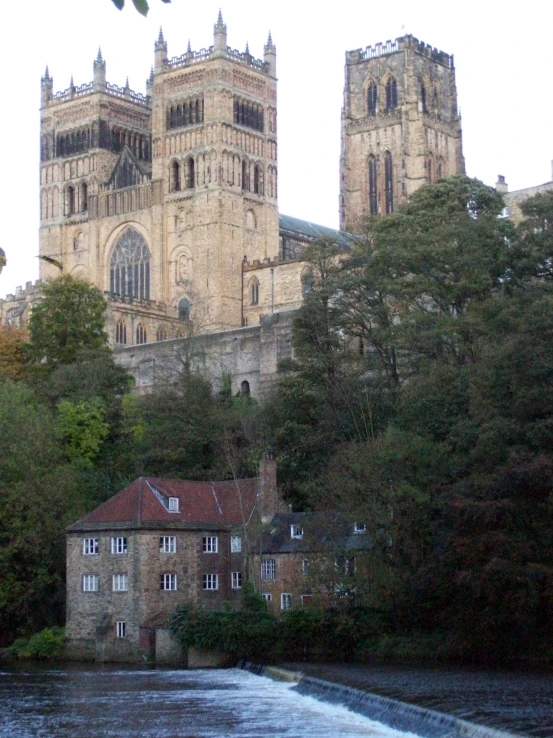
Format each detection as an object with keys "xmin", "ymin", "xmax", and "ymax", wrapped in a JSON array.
[{"xmin": 213, "ymin": 9, "xmax": 227, "ymax": 53}]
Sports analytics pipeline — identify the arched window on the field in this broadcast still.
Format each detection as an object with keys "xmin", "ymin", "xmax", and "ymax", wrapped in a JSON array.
[
  {"xmin": 80, "ymin": 182, "xmax": 88, "ymax": 212},
  {"xmin": 178, "ymin": 297, "xmax": 191, "ymax": 321},
  {"xmin": 368, "ymin": 156, "xmax": 377, "ymax": 215},
  {"xmin": 171, "ymin": 160, "xmax": 181, "ymax": 192},
  {"xmin": 253, "ymin": 164, "xmax": 262, "ymax": 195},
  {"xmin": 136, "ymin": 323, "xmax": 147, "ymax": 345},
  {"xmin": 242, "ymin": 159, "xmax": 249, "ymax": 191},
  {"xmin": 421, "ymin": 83, "xmax": 427, "ymax": 113},
  {"xmin": 110, "ymin": 228, "xmax": 151, "ymax": 301},
  {"xmin": 65, "ymin": 186, "xmax": 75, "ymax": 216},
  {"xmin": 437, "ymin": 159, "xmax": 443, "ymax": 179},
  {"xmin": 385, "ymin": 77, "xmax": 398, "ymax": 111},
  {"xmin": 302, "ymin": 270, "xmax": 314, "ymax": 296},
  {"xmin": 156, "ymin": 326, "xmax": 167, "ymax": 342},
  {"xmin": 184, "ymin": 157, "xmax": 195, "ymax": 189},
  {"xmin": 250, "ymin": 278, "xmax": 259, "ymax": 305},
  {"xmin": 367, "ymin": 81, "xmax": 377, "ymax": 115},
  {"xmin": 240, "ymin": 380, "xmax": 251, "ymax": 396},
  {"xmin": 427, "ymin": 157, "xmax": 433, "ymax": 184},
  {"xmin": 384, "ymin": 151, "xmax": 394, "ymax": 214},
  {"xmin": 246, "ymin": 209, "xmax": 256, "ymax": 230},
  {"xmin": 115, "ymin": 319, "xmax": 127, "ymax": 345}
]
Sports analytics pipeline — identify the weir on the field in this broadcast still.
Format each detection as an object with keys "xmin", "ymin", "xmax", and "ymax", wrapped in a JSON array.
[{"xmin": 238, "ymin": 662, "xmax": 525, "ymax": 738}]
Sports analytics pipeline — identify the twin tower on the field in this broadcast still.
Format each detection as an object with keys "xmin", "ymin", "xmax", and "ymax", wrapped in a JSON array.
[{"xmin": 37, "ymin": 14, "xmax": 464, "ymax": 345}]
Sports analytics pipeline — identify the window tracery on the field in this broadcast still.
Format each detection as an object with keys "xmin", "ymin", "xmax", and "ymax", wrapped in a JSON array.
[{"xmin": 109, "ymin": 228, "xmax": 151, "ymax": 301}]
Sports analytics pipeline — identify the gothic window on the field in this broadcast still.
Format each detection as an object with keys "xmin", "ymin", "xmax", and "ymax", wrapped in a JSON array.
[
  {"xmin": 242, "ymin": 159, "xmax": 249, "ymax": 191},
  {"xmin": 80, "ymin": 182, "xmax": 88, "ymax": 212},
  {"xmin": 178, "ymin": 297, "xmax": 191, "ymax": 321},
  {"xmin": 437, "ymin": 159, "xmax": 443, "ymax": 179},
  {"xmin": 233, "ymin": 97, "xmax": 263, "ymax": 132},
  {"xmin": 156, "ymin": 326, "xmax": 167, "ymax": 342},
  {"xmin": 367, "ymin": 81, "xmax": 377, "ymax": 115},
  {"xmin": 302, "ymin": 269, "xmax": 314, "ymax": 296},
  {"xmin": 253, "ymin": 164, "xmax": 263, "ymax": 195},
  {"xmin": 421, "ymin": 83, "xmax": 427, "ymax": 113},
  {"xmin": 368, "ymin": 156, "xmax": 378, "ymax": 215},
  {"xmin": 427, "ymin": 156, "xmax": 433, "ymax": 184},
  {"xmin": 240, "ymin": 380, "xmax": 251, "ymax": 396},
  {"xmin": 385, "ymin": 77, "xmax": 398, "ymax": 111},
  {"xmin": 184, "ymin": 157, "xmax": 195, "ymax": 189},
  {"xmin": 250, "ymin": 278, "xmax": 259, "ymax": 305},
  {"xmin": 115, "ymin": 319, "xmax": 127, "ymax": 345},
  {"xmin": 384, "ymin": 151, "xmax": 394, "ymax": 214},
  {"xmin": 171, "ymin": 160, "xmax": 181, "ymax": 192},
  {"xmin": 65, "ymin": 186, "xmax": 75, "ymax": 217},
  {"xmin": 110, "ymin": 228, "xmax": 151, "ymax": 301},
  {"xmin": 136, "ymin": 323, "xmax": 147, "ymax": 345}
]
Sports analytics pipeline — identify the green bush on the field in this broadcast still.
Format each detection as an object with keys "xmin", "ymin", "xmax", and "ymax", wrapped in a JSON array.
[{"xmin": 6, "ymin": 627, "xmax": 65, "ymax": 660}]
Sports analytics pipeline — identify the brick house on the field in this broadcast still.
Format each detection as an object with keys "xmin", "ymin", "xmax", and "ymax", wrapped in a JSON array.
[
  {"xmin": 66, "ymin": 451, "xmax": 371, "ymax": 663},
  {"xmin": 65, "ymin": 451, "xmax": 282, "ymax": 662}
]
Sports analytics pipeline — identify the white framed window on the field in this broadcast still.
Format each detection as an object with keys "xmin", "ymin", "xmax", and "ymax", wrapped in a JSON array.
[
  {"xmin": 159, "ymin": 536, "xmax": 176, "ymax": 553},
  {"xmin": 112, "ymin": 574, "xmax": 128, "ymax": 591},
  {"xmin": 281, "ymin": 593, "xmax": 292, "ymax": 611},
  {"xmin": 83, "ymin": 538, "xmax": 99, "ymax": 555},
  {"xmin": 302, "ymin": 558, "xmax": 310, "ymax": 575},
  {"xmin": 291, "ymin": 524, "xmax": 303, "ymax": 539},
  {"xmin": 230, "ymin": 535, "xmax": 242, "ymax": 553},
  {"xmin": 83, "ymin": 574, "xmax": 98, "ymax": 592},
  {"xmin": 231, "ymin": 571, "xmax": 242, "ymax": 589},
  {"xmin": 261, "ymin": 593, "xmax": 272, "ymax": 602},
  {"xmin": 160, "ymin": 573, "xmax": 177, "ymax": 590},
  {"xmin": 202, "ymin": 536, "xmax": 218, "ymax": 553},
  {"xmin": 261, "ymin": 559, "xmax": 276, "ymax": 580},
  {"xmin": 111, "ymin": 537, "xmax": 127, "ymax": 555},
  {"xmin": 168, "ymin": 497, "xmax": 179, "ymax": 512},
  {"xmin": 116, "ymin": 620, "xmax": 126, "ymax": 638},
  {"xmin": 203, "ymin": 574, "xmax": 219, "ymax": 590},
  {"xmin": 353, "ymin": 522, "xmax": 367, "ymax": 534}
]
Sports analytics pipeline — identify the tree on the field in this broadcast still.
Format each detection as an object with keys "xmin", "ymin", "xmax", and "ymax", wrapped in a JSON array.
[
  {"xmin": 0, "ymin": 325, "xmax": 26, "ymax": 381},
  {"xmin": 111, "ymin": 0, "xmax": 170, "ymax": 16},
  {"xmin": 27, "ymin": 275, "xmax": 107, "ymax": 368}
]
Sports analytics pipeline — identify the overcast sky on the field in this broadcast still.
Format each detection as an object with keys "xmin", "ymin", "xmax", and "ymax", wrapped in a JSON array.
[{"xmin": 0, "ymin": 0, "xmax": 551, "ymax": 295}]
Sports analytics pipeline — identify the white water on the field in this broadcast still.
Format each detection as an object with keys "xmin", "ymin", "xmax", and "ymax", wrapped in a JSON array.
[{"xmin": 0, "ymin": 666, "xmax": 425, "ymax": 738}]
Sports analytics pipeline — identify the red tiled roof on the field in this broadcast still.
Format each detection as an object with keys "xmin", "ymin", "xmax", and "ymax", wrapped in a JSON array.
[{"xmin": 68, "ymin": 477, "xmax": 260, "ymax": 531}]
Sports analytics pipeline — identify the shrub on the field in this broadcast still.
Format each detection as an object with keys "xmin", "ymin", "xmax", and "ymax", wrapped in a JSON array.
[{"xmin": 6, "ymin": 627, "xmax": 65, "ymax": 660}]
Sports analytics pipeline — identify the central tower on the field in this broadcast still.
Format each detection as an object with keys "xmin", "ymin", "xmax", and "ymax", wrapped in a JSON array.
[
  {"xmin": 340, "ymin": 35, "xmax": 464, "ymax": 231},
  {"xmin": 152, "ymin": 14, "xmax": 279, "ymax": 331}
]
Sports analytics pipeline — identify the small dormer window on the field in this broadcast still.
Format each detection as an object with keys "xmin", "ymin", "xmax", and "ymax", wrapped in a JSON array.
[
  {"xmin": 291, "ymin": 524, "xmax": 303, "ymax": 539},
  {"xmin": 168, "ymin": 497, "xmax": 179, "ymax": 512},
  {"xmin": 353, "ymin": 522, "xmax": 367, "ymax": 534}
]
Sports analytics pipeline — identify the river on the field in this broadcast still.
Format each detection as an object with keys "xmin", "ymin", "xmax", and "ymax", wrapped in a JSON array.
[{"xmin": 0, "ymin": 663, "xmax": 550, "ymax": 738}]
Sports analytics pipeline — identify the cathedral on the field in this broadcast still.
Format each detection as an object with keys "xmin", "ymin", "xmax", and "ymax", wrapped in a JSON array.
[{"xmin": 0, "ymin": 14, "xmax": 464, "ymax": 370}]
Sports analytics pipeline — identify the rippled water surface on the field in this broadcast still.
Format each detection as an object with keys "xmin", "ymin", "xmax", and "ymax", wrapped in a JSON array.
[{"xmin": 0, "ymin": 665, "xmax": 422, "ymax": 738}]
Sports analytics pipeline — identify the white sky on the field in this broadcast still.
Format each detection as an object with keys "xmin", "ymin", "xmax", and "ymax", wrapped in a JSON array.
[{"xmin": 0, "ymin": 0, "xmax": 551, "ymax": 295}]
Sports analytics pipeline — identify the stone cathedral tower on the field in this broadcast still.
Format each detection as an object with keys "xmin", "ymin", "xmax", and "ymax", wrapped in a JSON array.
[
  {"xmin": 38, "ymin": 13, "xmax": 278, "ymax": 341},
  {"xmin": 340, "ymin": 35, "xmax": 465, "ymax": 231}
]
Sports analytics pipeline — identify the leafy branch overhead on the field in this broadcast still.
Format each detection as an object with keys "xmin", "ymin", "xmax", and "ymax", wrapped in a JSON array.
[{"xmin": 111, "ymin": 0, "xmax": 170, "ymax": 17}]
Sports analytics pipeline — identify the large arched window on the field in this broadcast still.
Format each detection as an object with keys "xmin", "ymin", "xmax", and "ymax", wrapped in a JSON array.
[
  {"xmin": 136, "ymin": 323, "xmax": 147, "ymax": 345},
  {"xmin": 184, "ymin": 157, "xmax": 195, "ymax": 189},
  {"xmin": 384, "ymin": 151, "xmax": 394, "ymax": 214},
  {"xmin": 367, "ymin": 81, "xmax": 377, "ymax": 116},
  {"xmin": 385, "ymin": 77, "xmax": 398, "ymax": 111},
  {"xmin": 115, "ymin": 319, "xmax": 127, "ymax": 345},
  {"xmin": 171, "ymin": 160, "xmax": 181, "ymax": 192},
  {"xmin": 368, "ymin": 156, "xmax": 378, "ymax": 215},
  {"xmin": 178, "ymin": 297, "xmax": 191, "ymax": 321},
  {"xmin": 156, "ymin": 326, "xmax": 167, "ymax": 342},
  {"xmin": 110, "ymin": 228, "xmax": 151, "ymax": 301}
]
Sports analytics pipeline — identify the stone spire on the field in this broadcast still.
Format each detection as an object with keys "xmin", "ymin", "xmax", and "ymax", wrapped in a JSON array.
[
  {"xmin": 41, "ymin": 66, "xmax": 53, "ymax": 106},
  {"xmin": 264, "ymin": 31, "xmax": 276, "ymax": 77},
  {"xmin": 154, "ymin": 27, "xmax": 168, "ymax": 72},
  {"xmin": 93, "ymin": 47, "xmax": 106, "ymax": 91},
  {"xmin": 213, "ymin": 10, "xmax": 227, "ymax": 53}
]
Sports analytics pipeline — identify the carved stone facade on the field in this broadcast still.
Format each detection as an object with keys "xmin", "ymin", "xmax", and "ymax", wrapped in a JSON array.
[{"xmin": 1, "ymin": 20, "xmax": 468, "ymax": 387}]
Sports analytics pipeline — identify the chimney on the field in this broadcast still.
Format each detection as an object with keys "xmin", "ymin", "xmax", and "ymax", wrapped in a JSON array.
[
  {"xmin": 258, "ymin": 449, "xmax": 280, "ymax": 523},
  {"xmin": 495, "ymin": 174, "xmax": 508, "ymax": 194}
]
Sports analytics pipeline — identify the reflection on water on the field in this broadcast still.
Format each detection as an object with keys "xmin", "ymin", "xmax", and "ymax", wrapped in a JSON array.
[{"xmin": 0, "ymin": 665, "xmax": 422, "ymax": 738}]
